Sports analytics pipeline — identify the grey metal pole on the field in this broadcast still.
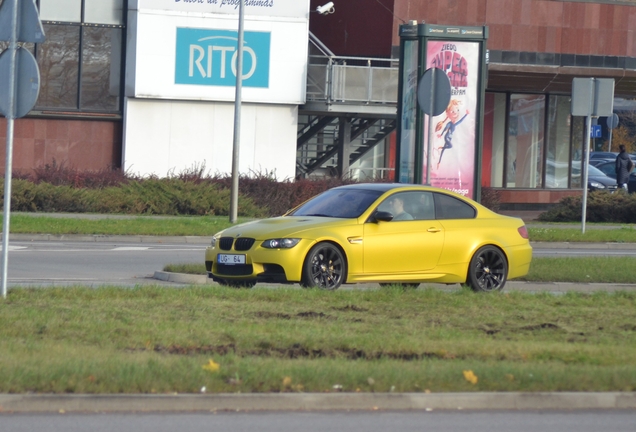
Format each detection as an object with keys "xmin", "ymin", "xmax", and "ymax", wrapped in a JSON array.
[
  {"xmin": 581, "ymin": 114, "xmax": 591, "ymax": 234},
  {"xmin": 426, "ymin": 68, "xmax": 436, "ymax": 185},
  {"xmin": 229, "ymin": 0, "xmax": 245, "ymax": 224},
  {"xmin": 2, "ymin": 0, "xmax": 19, "ymax": 298}
]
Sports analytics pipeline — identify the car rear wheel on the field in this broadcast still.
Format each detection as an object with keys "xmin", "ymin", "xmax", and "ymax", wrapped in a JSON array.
[
  {"xmin": 466, "ymin": 246, "xmax": 508, "ymax": 292},
  {"xmin": 301, "ymin": 242, "xmax": 346, "ymax": 290},
  {"xmin": 379, "ymin": 283, "xmax": 420, "ymax": 289}
]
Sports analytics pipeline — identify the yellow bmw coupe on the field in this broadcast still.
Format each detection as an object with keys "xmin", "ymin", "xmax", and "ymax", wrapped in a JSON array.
[{"xmin": 205, "ymin": 183, "xmax": 532, "ymax": 291}]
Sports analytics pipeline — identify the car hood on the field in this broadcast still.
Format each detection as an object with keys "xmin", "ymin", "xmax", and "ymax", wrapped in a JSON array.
[
  {"xmin": 215, "ymin": 216, "xmax": 356, "ymax": 239},
  {"xmin": 588, "ymin": 175, "xmax": 616, "ymax": 186}
]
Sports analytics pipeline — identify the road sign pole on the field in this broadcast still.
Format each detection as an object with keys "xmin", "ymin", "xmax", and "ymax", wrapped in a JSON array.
[
  {"xmin": 581, "ymin": 114, "xmax": 592, "ymax": 235},
  {"xmin": 1, "ymin": 0, "xmax": 19, "ymax": 299},
  {"xmin": 229, "ymin": 0, "xmax": 244, "ymax": 224},
  {"xmin": 426, "ymin": 68, "xmax": 436, "ymax": 185}
]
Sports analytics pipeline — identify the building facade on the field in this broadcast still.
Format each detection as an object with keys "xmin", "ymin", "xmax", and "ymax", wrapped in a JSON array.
[
  {"xmin": 1, "ymin": 0, "xmax": 308, "ymax": 180},
  {"xmin": 309, "ymin": 0, "xmax": 636, "ymax": 208},
  {"xmin": 2, "ymin": 0, "xmax": 636, "ymax": 209}
]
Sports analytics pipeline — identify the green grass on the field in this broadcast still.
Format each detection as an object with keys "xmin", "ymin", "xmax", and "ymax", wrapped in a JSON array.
[
  {"xmin": 529, "ymin": 226, "xmax": 636, "ymax": 243},
  {"xmin": 522, "ymin": 257, "xmax": 636, "ymax": 283},
  {"xmin": 166, "ymin": 257, "xmax": 636, "ymax": 284},
  {"xmin": 6, "ymin": 214, "xmax": 248, "ymax": 236},
  {"xmin": 1, "ymin": 286, "xmax": 635, "ymax": 393}
]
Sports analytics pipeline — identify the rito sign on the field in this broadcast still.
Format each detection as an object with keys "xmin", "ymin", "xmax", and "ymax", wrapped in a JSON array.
[{"xmin": 175, "ymin": 28, "xmax": 270, "ymax": 88}]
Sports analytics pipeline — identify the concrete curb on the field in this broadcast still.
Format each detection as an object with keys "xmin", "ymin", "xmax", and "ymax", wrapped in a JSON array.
[
  {"xmin": 153, "ymin": 271, "xmax": 209, "ymax": 285},
  {"xmin": 0, "ymin": 392, "xmax": 635, "ymax": 413}
]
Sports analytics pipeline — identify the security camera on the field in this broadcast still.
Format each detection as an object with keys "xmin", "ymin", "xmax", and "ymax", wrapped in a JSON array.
[{"xmin": 316, "ymin": 2, "xmax": 335, "ymax": 15}]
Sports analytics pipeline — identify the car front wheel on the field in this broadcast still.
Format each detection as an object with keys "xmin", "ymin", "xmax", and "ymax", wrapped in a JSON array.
[
  {"xmin": 466, "ymin": 246, "xmax": 508, "ymax": 292},
  {"xmin": 301, "ymin": 242, "xmax": 346, "ymax": 290}
]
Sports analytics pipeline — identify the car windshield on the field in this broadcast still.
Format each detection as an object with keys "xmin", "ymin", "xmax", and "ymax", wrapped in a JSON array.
[
  {"xmin": 588, "ymin": 165, "xmax": 605, "ymax": 176},
  {"xmin": 289, "ymin": 188, "xmax": 384, "ymax": 218}
]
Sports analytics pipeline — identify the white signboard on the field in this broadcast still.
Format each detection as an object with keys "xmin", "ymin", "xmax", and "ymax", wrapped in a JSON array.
[
  {"xmin": 132, "ymin": 0, "xmax": 309, "ymax": 18},
  {"xmin": 127, "ymin": 3, "xmax": 309, "ymax": 104}
]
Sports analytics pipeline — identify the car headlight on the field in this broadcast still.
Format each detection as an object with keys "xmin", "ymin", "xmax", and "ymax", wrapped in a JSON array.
[
  {"xmin": 210, "ymin": 236, "xmax": 219, "ymax": 248},
  {"xmin": 589, "ymin": 182, "xmax": 604, "ymax": 189},
  {"xmin": 262, "ymin": 238, "xmax": 300, "ymax": 249}
]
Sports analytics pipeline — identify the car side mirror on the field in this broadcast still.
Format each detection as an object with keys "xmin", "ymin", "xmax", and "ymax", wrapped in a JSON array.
[{"xmin": 372, "ymin": 211, "xmax": 394, "ymax": 222}]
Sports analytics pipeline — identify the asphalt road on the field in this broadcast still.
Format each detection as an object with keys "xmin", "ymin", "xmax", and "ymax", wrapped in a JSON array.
[
  {"xmin": 4, "ymin": 236, "xmax": 636, "ymax": 290},
  {"xmin": 2, "ymin": 409, "xmax": 636, "ymax": 432}
]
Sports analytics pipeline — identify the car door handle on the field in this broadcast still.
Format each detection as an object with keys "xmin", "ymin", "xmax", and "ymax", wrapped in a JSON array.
[{"xmin": 427, "ymin": 227, "xmax": 442, "ymax": 233}]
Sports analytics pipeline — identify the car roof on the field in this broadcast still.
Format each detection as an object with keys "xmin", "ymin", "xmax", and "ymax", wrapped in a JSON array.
[
  {"xmin": 590, "ymin": 151, "xmax": 617, "ymax": 158},
  {"xmin": 333, "ymin": 183, "xmax": 448, "ymax": 193}
]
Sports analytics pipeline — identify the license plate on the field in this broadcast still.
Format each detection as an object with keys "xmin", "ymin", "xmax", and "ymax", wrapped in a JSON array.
[{"xmin": 217, "ymin": 254, "xmax": 246, "ymax": 265}]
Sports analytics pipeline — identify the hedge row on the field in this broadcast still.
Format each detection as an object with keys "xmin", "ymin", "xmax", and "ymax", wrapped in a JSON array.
[
  {"xmin": 538, "ymin": 190, "xmax": 636, "ymax": 223},
  {"xmin": 3, "ymin": 162, "xmax": 503, "ymax": 217}
]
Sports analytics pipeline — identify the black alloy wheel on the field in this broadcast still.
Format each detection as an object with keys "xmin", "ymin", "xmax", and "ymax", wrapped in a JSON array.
[
  {"xmin": 301, "ymin": 242, "xmax": 346, "ymax": 290},
  {"xmin": 466, "ymin": 246, "xmax": 508, "ymax": 292}
]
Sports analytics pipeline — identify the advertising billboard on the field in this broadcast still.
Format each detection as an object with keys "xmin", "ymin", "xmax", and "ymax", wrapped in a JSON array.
[
  {"xmin": 128, "ymin": 0, "xmax": 309, "ymax": 104},
  {"xmin": 175, "ymin": 28, "xmax": 271, "ymax": 88},
  {"xmin": 422, "ymin": 40, "xmax": 479, "ymax": 198}
]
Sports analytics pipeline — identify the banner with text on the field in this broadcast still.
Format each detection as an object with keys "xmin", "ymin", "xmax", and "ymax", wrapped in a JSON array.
[{"xmin": 422, "ymin": 40, "xmax": 479, "ymax": 198}]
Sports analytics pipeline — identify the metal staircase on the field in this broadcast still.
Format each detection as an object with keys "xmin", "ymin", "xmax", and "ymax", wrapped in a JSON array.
[{"xmin": 296, "ymin": 33, "xmax": 398, "ymax": 179}]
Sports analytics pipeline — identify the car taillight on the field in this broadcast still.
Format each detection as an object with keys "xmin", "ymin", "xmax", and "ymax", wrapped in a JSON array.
[{"xmin": 517, "ymin": 225, "xmax": 529, "ymax": 239}]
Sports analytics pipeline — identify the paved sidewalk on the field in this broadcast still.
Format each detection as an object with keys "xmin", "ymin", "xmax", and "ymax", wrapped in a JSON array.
[{"xmin": 1, "ymin": 392, "xmax": 635, "ymax": 413}]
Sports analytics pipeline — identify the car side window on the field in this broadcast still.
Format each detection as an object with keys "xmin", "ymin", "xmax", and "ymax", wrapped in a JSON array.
[
  {"xmin": 433, "ymin": 193, "xmax": 476, "ymax": 219},
  {"xmin": 597, "ymin": 163, "xmax": 615, "ymax": 177},
  {"xmin": 410, "ymin": 191, "xmax": 435, "ymax": 220},
  {"xmin": 376, "ymin": 192, "xmax": 416, "ymax": 221}
]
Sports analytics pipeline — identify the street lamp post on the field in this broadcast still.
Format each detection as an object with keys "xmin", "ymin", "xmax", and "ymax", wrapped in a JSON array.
[{"xmin": 229, "ymin": 0, "xmax": 245, "ymax": 224}]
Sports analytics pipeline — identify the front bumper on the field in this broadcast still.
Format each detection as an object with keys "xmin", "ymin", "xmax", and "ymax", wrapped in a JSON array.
[{"xmin": 204, "ymin": 239, "xmax": 316, "ymax": 284}]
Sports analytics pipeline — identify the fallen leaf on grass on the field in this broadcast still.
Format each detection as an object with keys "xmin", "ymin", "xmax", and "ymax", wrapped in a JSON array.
[
  {"xmin": 463, "ymin": 370, "xmax": 478, "ymax": 384},
  {"xmin": 202, "ymin": 359, "xmax": 220, "ymax": 373}
]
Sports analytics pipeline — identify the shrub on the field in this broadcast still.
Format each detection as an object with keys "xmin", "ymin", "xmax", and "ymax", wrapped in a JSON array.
[
  {"xmin": 538, "ymin": 191, "xmax": 636, "ymax": 223},
  {"xmin": 30, "ymin": 159, "xmax": 131, "ymax": 188}
]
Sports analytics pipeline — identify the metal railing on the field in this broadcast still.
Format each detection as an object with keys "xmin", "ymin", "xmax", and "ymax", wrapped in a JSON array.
[{"xmin": 307, "ymin": 32, "xmax": 399, "ymax": 106}]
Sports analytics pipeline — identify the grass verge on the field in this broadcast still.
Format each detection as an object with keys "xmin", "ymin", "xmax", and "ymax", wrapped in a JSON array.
[
  {"xmin": 165, "ymin": 256, "xmax": 636, "ymax": 284},
  {"xmin": 529, "ymin": 226, "xmax": 636, "ymax": 242},
  {"xmin": 1, "ymin": 286, "xmax": 635, "ymax": 393},
  {"xmin": 6, "ymin": 214, "xmax": 250, "ymax": 236}
]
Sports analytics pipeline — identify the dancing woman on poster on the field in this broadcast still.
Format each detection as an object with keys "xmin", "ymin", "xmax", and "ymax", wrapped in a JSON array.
[{"xmin": 435, "ymin": 99, "xmax": 469, "ymax": 168}]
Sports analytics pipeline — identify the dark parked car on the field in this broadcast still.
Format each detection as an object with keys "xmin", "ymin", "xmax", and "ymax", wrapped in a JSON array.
[
  {"xmin": 586, "ymin": 164, "xmax": 619, "ymax": 192},
  {"xmin": 589, "ymin": 151, "xmax": 618, "ymax": 160},
  {"xmin": 589, "ymin": 158, "xmax": 615, "ymax": 167},
  {"xmin": 593, "ymin": 161, "xmax": 636, "ymax": 192}
]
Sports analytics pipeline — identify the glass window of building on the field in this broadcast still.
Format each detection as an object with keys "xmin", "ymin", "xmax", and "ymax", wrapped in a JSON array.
[
  {"xmin": 570, "ymin": 116, "xmax": 585, "ymax": 189},
  {"xmin": 506, "ymin": 94, "xmax": 545, "ymax": 188},
  {"xmin": 85, "ymin": 0, "xmax": 124, "ymax": 25},
  {"xmin": 81, "ymin": 27, "xmax": 121, "ymax": 110},
  {"xmin": 484, "ymin": 92, "xmax": 582, "ymax": 191},
  {"xmin": 37, "ymin": 24, "xmax": 80, "ymax": 109},
  {"xmin": 39, "ymin": 0, "xmax": 82, "ymax": 22},
  {"xmin": 32, "ymin": 0, "xmax": 124, "ymax": 113},
  {"xmin": 545, "ymin": 96, "xmax": 572, "ymax": 189},
  {"xmin": 482, "ymin": 93, "xmax": 506, "ymax": 188}
]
